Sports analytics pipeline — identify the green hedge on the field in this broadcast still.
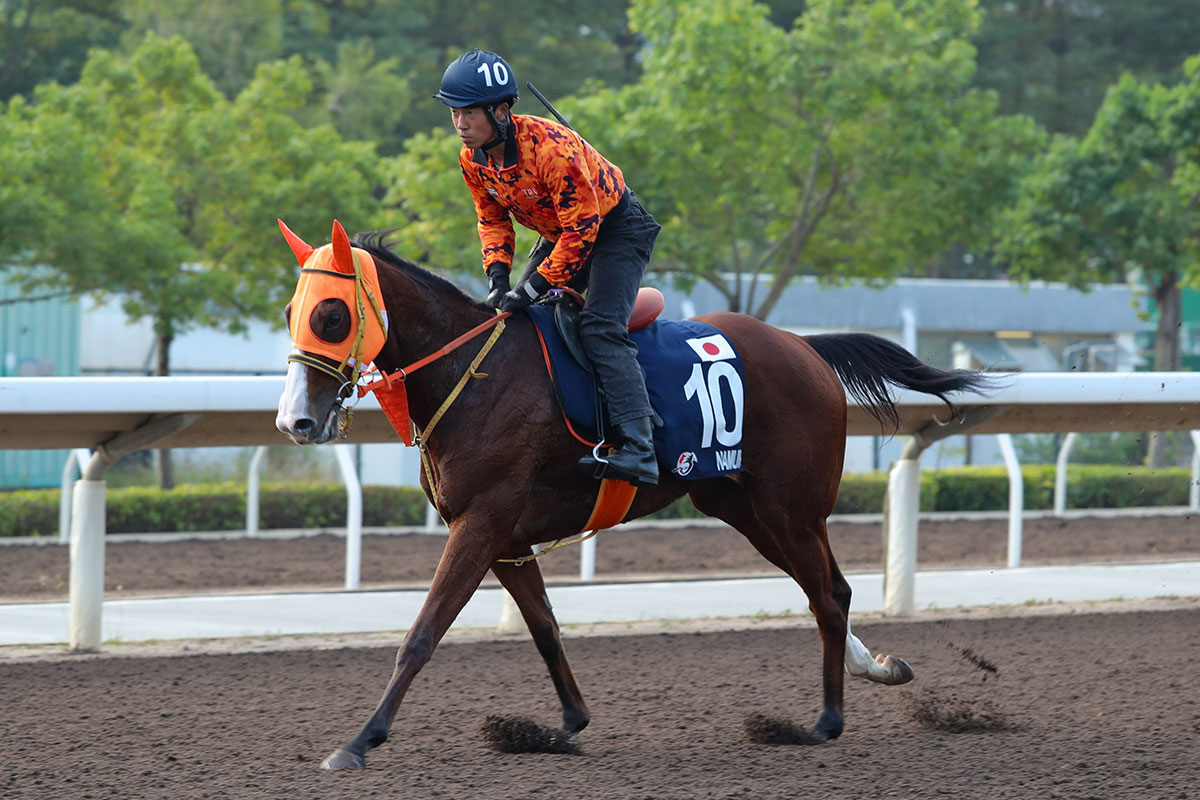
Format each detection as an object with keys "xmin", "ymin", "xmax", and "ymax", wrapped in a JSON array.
[
  {"xmin": 0, "ymin": 482, "xmax": 430, "ymax": 538},
  {"xmin": 928, "ymin": 465, "xmax": 1191, "ymax": 511},
  {"xmin": 0, "ymin": 467, "xmax": 1192, "ymax": 538}
]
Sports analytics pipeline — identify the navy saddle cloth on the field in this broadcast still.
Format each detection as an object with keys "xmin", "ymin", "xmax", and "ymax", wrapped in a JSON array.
[{"xmin": 526, "ymin": 303, "xmax": 746, "ymax": 480}]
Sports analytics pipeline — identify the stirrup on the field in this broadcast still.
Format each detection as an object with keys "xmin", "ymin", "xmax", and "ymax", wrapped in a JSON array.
[{"xmin": 578, "ymin": 445, "xmax": 658, "ymax": 487}]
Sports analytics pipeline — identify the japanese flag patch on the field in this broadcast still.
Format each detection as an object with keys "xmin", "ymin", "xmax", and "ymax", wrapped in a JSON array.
[{"xmin": 685, "ymin": 334, "xmax": 736, "ymax": 362}]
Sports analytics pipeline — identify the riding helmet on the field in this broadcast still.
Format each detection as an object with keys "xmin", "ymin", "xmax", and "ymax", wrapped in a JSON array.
[{"xmin": 434, "ymin": 49, "xmax": 519, "ymax": 108}]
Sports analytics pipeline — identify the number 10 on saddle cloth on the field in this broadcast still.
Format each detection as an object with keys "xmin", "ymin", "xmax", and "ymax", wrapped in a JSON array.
[{"xmin": 527, "ymin": 305, "xmax": 745, "ymax": 480}]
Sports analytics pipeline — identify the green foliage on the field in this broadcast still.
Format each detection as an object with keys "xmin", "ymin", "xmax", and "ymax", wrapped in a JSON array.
[
  {"xmin": 380, "ymin": 0, "xmax": 1044, "ymax": 307},
  {"xmin": 119, "ymin": 0, "xmax": 287, "ymax": 97},
  {"xmin": 0, "ymin": 1, "xmax": 124, "ymax": 99},
  {"xmin": 925, "ymin": 465, "xmax": 1191, "ymax": 511},
  {"xmin": 567, "ymin": 0, "xmax": 1044, "ymax": 318},
  {"xmin": 832, "ymin": 471, "xmax": 939, "ymax": 514},
  {"xmin": 0, "ymin": 483, "xmax": 430, "ymax": 537},
  {"xmin": 974, "ymin": 0, "xmax": 1200, "ymax": 135},
  {"xmin": 0, "ymin": 488, "xmax": 59, "ymax": 539},
  {"xmin": 1014, "ymin": 432, "xmax": 1194, "ymax": 468},
  {"xmin": 930, "ymin": 465, "xmax": 1055, "ymax": 511},
  {"xmin": 996, "ymin": 59, "xmax": 1200, "ymax": 373},
  {"xmin": 0, "ymin": 34, "xmax": 383, "ymax": 371}
]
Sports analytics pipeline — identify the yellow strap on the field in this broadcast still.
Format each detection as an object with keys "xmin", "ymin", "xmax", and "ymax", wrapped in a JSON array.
[
  {"xmin": 496, "ymin": 529, "xmax": 602, "ymax": 566},
  {"xmin": 417, "ymin": 319, "xmax": 506, "ymax": 447},
  {"xmin": 496, "ymin": 479, "xmax": 638, "ymax": 565},
  {"xmin": 414, "ymin": 317, "xmax": 507, "ymax": 522}
]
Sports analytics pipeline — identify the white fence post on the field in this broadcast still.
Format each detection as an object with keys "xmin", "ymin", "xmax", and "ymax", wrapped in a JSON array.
[
  {"xmin": 246, "ymin": 446, "xmax": 267, "ymax": 537},
  {"xmin": 498, "ymin": 544, "xmax": 546, "ymax": 632},
  {"xmin": 884, "ymin": 444, "xmax": 923, "ymax": 616},
  {"xmin": 498, "ymin": 590, "xmax": 523, "ymax": 633},
  {"xmin": 996, "ymin": 433, "xmax": 1024, "ymax": 568},
  {"xmin": 59, "ymin": 448, "xmax": 92, "ymax": 544},
  {"xmin": 1190, "ymin": 430, "xmax": 1200, "ymax": 511},
  {"xmin": 1054, "ymin": 432, "xmax": 1077, "ymax": 516},
  {"xmin": 69, "ymin": 478, "xmax": 106, "ymax": 650},
  {"xmin": 580, "ymin": 536, "xmax": 597, "ymax": 581},
  {"xmin": 67, "ymin": 412, "xmax": 201, "ymax": 651},
  {"xmin": 424, "ymin": 502, "xmax": 443, "ymax": 532},
  {"xmin": 334, "ymin": 444, "xmax": 363, "ymax": 590}
]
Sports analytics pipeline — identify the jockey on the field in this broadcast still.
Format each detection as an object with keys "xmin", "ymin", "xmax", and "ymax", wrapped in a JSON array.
[{"xmin": 435, "ymin": 49, "xmax": 663, "ymax": 487}]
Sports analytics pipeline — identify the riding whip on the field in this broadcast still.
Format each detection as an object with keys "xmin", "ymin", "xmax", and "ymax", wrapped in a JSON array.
[{"xmin": 526, "ymin": 81, "xmax": 575, "ymax": 131}]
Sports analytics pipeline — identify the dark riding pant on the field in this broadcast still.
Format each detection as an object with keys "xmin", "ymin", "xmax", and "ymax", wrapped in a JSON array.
[{"xmin": 571, "ymin": 189, "xmax": 661, "ymax": 426}]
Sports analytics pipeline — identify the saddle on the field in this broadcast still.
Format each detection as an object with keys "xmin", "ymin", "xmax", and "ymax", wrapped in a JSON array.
[
  {"xmin": 547, "ymin": 286, "xmax": 665, "ymax": 373},
  {"xmin": 526, "ymin": 288, "xmax": 745, "ymax": 482}
]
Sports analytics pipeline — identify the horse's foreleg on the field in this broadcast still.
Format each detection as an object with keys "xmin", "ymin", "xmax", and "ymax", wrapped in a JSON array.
[
  {"xmin": 321, "ymin": 520, "xmax": 500, "ymax": 771},
  {"xmin": 491, "ymin": 559, "xmax": 590, "ymax": 735}
]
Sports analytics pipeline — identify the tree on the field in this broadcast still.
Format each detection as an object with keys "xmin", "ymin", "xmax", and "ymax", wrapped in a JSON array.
[
  {"xmin": 0, "ymin": 34, "xmax": 382, "ymax": 485},
  {"xmin": 379, "ymin": 0, "xmax": 1042, "ymax": 315},
  {"xmin": 119, "ymin": 0, "xmax": 286, "ymax": 97},
  {"xmin": 974, "ymin": 0, "xmax": 1200, "ymax": 135},
  {"xmin": 0, "ymin": 0, "xmax": 124, "ymax": 100},
  {"xmin": 277, "ymin": 0, "xmax": 643, "ymax": 150},
  {"xmin": 996, "ymin": 58, "xmax": 1200, "ymax": 465},
  {"xmin": 998, "ymin": 60, "xmax": 1200, "ymax": 374},
  {"xmin": 564, "ymin": 0, "xmax": 1042, "ymax": 319}
]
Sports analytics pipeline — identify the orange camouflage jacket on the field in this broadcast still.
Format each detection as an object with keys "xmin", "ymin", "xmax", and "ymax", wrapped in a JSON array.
[{"xmin": 459, "ymin": 114, "xmax": 627, "ymax": 286}]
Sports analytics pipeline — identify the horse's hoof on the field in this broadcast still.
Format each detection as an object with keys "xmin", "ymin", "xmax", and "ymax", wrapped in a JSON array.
[
  {"xmin": 875, "ymin": 654, "xmax": 915, "ymax": 685},
  {"xmin": 321, "ymin": 747, "xmax": 366, "ymax": 770},
  {"xmin": 813, "ymin": 708, "xmax": 843, "ymax": 741}
]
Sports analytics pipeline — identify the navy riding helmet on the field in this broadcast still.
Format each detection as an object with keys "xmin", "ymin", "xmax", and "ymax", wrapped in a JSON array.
[
  {"xmin": 434, "ymin": 49, "xmax": 520, "ymax": 108},
  {"xmin": 435, "ymin": 49, "xmax": 519, "ymax": 147}
]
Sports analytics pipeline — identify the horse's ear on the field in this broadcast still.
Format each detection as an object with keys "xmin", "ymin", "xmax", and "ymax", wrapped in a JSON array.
[
  {"xmin": 331, "ymin": 219, "xmax": 354, "ymax": 275},
  {"xmin": 278, "ymin": 219, "xmax": 313, "ymax": 267}
]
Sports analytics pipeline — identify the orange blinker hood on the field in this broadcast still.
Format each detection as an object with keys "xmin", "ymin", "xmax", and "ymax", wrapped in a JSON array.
[{"xmin": 281, "ymin": 219, "xmax": 388, "ymax": 373}]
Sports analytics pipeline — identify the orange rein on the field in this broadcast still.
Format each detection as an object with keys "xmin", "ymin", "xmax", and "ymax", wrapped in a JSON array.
[{"xmin": 356, "ymin": 310, "xmax": 512, "ymax": 399}]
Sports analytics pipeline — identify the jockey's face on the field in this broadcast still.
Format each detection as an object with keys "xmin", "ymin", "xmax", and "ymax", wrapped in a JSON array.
[{"xmin": 451, "ymin": 103, "xmax": 509, "ymax": 150}]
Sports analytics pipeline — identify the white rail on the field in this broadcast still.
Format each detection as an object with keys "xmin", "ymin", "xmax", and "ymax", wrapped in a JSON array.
[{"xmin": 3, "ymin": 371, "xmax": 1200, "ymax": 646}]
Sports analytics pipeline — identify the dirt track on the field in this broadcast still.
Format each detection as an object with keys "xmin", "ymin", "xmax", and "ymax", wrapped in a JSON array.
[
  {"xmin": 2, "ymin": 514, "xmax": 1198, "ymax": 798},
  {"xmin": 2, "ymin": 602, "xmax": 1198, "ymax": 798}
]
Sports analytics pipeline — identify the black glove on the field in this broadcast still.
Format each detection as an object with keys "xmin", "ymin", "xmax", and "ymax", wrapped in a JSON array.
[
  {"xmin": 484, "ymin": 264, "xmax": 511, "ymax": 308},
  {"xmin": 500, "ymin": 271, "xmax": 552, "ymax": 313}
]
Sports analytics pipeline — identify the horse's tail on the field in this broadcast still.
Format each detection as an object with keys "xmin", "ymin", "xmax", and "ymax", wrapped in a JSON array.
[{"xmin": 805, "ymin": 333, "xmax": 993, "ymax": 431}]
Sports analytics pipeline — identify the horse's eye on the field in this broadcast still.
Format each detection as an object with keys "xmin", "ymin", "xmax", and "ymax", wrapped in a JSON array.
[{"xmin": 311, "ymin": 299, "xmax": 352, "ymax": 344}]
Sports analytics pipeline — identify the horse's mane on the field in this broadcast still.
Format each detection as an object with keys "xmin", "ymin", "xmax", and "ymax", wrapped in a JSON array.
[{"xmin": 351, "ymin": 230, "xmax": 487, "ymax": 311}]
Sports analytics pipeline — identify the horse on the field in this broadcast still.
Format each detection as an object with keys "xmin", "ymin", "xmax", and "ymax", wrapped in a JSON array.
[{"xmin": 274, "ymin": 220, "xmax": 990, "ymax": 770}]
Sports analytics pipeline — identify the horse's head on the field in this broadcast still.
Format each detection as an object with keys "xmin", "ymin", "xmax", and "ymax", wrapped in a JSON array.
[{"xmin": 275, "ymin": 219, "xmax": 389, "ymax": 444}]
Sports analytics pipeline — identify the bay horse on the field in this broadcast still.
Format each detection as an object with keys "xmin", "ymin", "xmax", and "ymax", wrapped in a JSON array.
[{"xmin": 275, "ymin": 221, "xmax": 989, "ymax": 770}]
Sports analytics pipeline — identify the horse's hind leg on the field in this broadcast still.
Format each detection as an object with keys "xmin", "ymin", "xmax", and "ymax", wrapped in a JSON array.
[
  {"xmin": 688, "ymin": 479, "xmax": 848, "ymax": 740},
  {"xmin": 491, "ymin": 559, "xmax": 590, "ymax": 735}
]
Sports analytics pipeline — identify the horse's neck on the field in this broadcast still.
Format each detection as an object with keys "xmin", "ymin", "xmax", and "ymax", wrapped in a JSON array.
[{"xmin": 374, "ymin": 265, "xmax": 494, "ymax": 425}]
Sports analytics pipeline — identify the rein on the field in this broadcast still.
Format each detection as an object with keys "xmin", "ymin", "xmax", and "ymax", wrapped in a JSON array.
[
  {"xmin": 355, "ymin": 310, "xmax": 510, "ymax": 513},
  {"xmin": 356, "ymin": 311, "xmax": 511, "ymax": 397}
]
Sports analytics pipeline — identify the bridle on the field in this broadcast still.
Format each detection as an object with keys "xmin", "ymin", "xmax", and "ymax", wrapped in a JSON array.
[{"xmin": 279, "ymin": 219, "xmax": 510, "ymax": 441}]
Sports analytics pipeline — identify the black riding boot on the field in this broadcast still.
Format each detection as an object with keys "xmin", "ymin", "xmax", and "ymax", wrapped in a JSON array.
[{"xmin": 579, "ymin": 416, "xmax": 659, "ymax": 486}]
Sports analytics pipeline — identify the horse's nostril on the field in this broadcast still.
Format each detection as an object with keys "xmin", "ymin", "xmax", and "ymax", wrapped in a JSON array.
[{"xmin": 294, "ymin": 418, "xmax": 315, "ymax": 437}]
